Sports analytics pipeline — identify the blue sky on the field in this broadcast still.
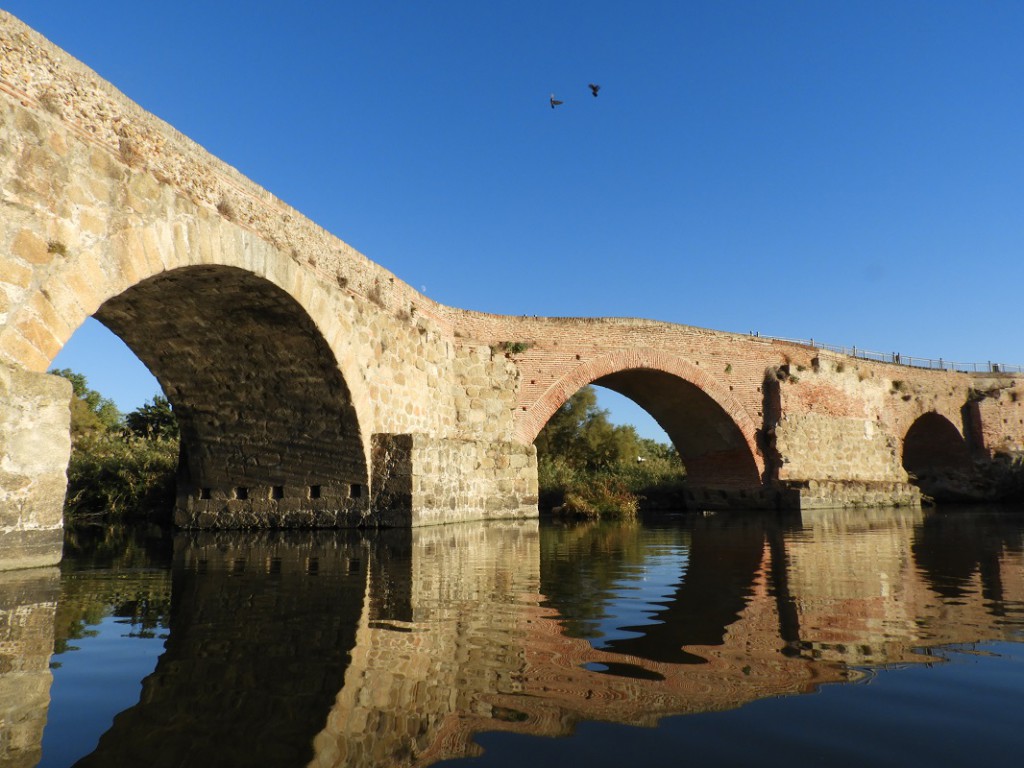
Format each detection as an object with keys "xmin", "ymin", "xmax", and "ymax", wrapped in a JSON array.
[{"xmin": 10, "ymin": 1, "xmax": 1023, "ymax": 440}]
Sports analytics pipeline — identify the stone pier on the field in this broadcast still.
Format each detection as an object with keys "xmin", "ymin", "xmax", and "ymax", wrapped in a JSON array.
[{"xmin": 0, "ymin": 367, "xmax": 69, "ymax": 570}]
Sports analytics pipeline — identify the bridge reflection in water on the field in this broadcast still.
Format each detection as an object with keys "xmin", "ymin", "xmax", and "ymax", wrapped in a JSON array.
[{"xmin": 1, "ymin": 509, "xmax": 1023, "ymax": 767}]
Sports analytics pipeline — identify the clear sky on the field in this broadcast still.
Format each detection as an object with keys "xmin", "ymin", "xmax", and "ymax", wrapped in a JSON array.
[{"xmin": 10, "ymin": 0, "xmax": 1023, "ymax": 439}]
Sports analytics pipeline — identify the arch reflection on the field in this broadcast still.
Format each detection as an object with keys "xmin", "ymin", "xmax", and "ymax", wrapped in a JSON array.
[{"xmin": 2, "ymin": 509, "xmax": 1022, "ymax": 767}]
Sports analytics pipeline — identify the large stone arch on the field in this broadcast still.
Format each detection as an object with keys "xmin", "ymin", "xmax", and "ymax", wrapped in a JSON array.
[
  {"xmin": 515, "ymin": 349, "xmax": 765, "ymax": 489},
  {"xmin": 99, "ymin": 266, "xmax": 370, "ymax": 526},
  {"xmin": 2, "ymin": 211, "xmax": 375, "ymax": 527}
]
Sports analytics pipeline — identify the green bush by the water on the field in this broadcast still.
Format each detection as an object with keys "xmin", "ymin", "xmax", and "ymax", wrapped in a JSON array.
[
  {"xmin": 536, "ymin": 386, "xmax": 686, "ymax": 518},
  {"xmin": 51, "ymin": 369, "xmax": 179, "ymax": 523},
  {"xmin": 65, "ymin": 433, "xmax": 178, "ymax": 521}
]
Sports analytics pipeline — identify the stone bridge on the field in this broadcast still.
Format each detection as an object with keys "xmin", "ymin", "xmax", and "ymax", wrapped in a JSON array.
[{"xmin": 2, "ymin": 12, "xmax": 1024, "ymax": 569}]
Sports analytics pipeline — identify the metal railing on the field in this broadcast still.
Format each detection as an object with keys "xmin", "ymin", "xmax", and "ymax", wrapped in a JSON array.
[{"xmin": 752, "ymin": 334, "xmax": 1024, "ymax": 374}]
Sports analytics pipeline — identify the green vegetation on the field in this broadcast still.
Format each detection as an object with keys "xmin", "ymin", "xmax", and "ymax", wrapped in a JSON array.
[
  {"xmin": 123, "ymin": 395, "xmax": 178, "ymax": 440},
  {"xmin": 500, "ymin": 340, "xmax": 533, "ymax": 355},
  {"xmin": 536, "ymin": 386, "xmax": 686, "ymax": 519},
  {"xmin": 51, "ymin": 369, "xmax": 179, "ymax": 523}
]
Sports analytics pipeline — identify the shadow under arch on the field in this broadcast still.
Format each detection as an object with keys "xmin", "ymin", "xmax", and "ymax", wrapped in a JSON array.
[
  {"xmin": 518, "ymin": 350, "xmax": 764, "ymax": 490},
  {"xmin": 902, "ymin": 412, "xmax": 973, "ymax": 502},
  {"xmin": 93, "ymin": 265, "xmax": 369, "ymax": 525}
]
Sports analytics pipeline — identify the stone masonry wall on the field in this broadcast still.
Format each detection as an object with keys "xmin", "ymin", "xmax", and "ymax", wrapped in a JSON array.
[
  {"xmin": 767, "ymin": 354, "xmax": 1024, "ymax": 504},
  {"xmin": 765, "ymin": 353, "xmax": 931, "ymax": 508},
  {"xmin": 0, "ymin": 365, "xmax": 68, "ymax": 569},
  {"xmin": 449, "ymin": 343, "xmax": 520, "ymax": 443},
  {"xmin": 969, "ymin": 376, "xmax": 1024, "ymax": 455},
  {"xmin": 371, "ymin": 434, "xmax": 537, "ymax": 527}
]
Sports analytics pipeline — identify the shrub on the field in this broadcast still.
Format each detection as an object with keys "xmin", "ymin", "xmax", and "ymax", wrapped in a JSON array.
[
  {"xmin": 65, "ymin": 433, "xmax": 178, "ymax": 522},
  {"xmin": 560, "ymin": 477, "xmax": 639, "ymax": 519}
]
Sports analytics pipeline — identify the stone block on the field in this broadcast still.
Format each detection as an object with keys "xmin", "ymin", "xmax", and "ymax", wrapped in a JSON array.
[
  {"xmin": 371, "ymin": 433, "xmax": 538, "ymax": 526},
  {"xmin": 0, "ymin": 365, "xmax": 69, "ymax": 569},
  {"xmin": 0, "ymin": 529, "xmax": 64, "ymax": 570},
  {"xmin": 11, "ymin": 229, "xmax": 51, "ymax": 266}
]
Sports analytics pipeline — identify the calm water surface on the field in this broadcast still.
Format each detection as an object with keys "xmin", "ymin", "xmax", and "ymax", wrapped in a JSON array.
[{"xmin": 2, "ymin": 506, "xmax": 1023, "ymax": 767}]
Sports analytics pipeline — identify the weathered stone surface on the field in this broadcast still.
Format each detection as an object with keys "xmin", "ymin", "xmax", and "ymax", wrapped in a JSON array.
[
  {"xmin": 0, "ymin": 530, "xmax": 64, "ymax": 572},
  {"xmin": 0, "ymin": 364, "xmax": 69, "ymax": 569},
  {"xmin": 372, "ymin": 434, "xmax": 537, "ymax": 527}
]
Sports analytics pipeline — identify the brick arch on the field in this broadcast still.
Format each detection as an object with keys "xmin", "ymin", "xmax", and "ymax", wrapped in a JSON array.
[
  {"xmin": 515, "ymin": 349, "xmax": 765, "ymax": 486},
  {"xmin": 2, "ymin": 217, "xmax": 376, "ymax": 524}
]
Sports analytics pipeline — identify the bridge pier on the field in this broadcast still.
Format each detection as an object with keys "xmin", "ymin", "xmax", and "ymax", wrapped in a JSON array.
[
  {"xmin": 775, "ymin": 480, "xmax": 921, "ymax": 510},
  {"xmin": 172, "ymin": 435, "xmax": 539, "ymax": 529},
  {"xmin": 371, "ymin": 434, "xmax": 539, "ymax": 526},
  {"xmin": 0, "ymin": 365, "xmax": 69, "ymax": 571},
  {"xmin": 679, "ymin": 480, "xmax": 921, "ymax": 512}
]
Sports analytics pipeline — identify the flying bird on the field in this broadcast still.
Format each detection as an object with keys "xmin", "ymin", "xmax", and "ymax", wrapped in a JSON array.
[
  {"xmin": 588, "ymin": 83, "xmax": 601, "ymax": 97},
  {"xmin": 550, "ymin": 93, "xmax": 563, "ymax": 109}
]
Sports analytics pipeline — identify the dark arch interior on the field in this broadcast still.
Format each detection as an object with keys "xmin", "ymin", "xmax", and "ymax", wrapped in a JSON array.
[
  {"xmin": 591, "ymin": 368, "xmax": 761, "ymax": 489},
  {"xmin": 902, "ymin": 412, "xmax": 972, "ymax": 501},
  {"xmin": 94, "ymin": 266, "xmax": 366, "ymax": 502}
]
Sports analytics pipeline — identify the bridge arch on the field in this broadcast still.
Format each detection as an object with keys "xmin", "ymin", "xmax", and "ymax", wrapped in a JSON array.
[
  {"xmin": 2, "ymin": 213, "xmax": 374, "ymax": 525},
  {"xmin": 516, "ymin": 350, "xmax": 765, "ymax": 488},
  {"xmin": 902, "ymin": 411, "xmax": 972, "ymax": 500}
]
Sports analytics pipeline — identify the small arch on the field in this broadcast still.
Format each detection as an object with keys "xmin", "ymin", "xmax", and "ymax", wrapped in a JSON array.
[{"xmin": 902, "ymin": 412, "xmax": 972, "ymax": 501}]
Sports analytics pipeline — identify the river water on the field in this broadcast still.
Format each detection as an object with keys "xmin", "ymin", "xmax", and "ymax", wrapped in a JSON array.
[{"xmin": 2, "ymin": 506, "xmax": 1022, "ymax": 767}]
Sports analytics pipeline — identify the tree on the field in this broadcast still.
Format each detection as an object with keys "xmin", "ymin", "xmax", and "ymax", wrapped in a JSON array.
[
  {"xmin": 50, "ymin": 368, "xmax": 122, "ymax": 441},
  {"xmin": 124, "ymin": 395, "xmax": 179, "ymax": 440},
  {"xmin": 535, "ymin": 386, "xmax": 643, "ymax": 471},
  {"xmin": 535, "ymin": 386, "xmax": 686, "ymax": 516},
  {"xmin": 48, "ymin": 370, "xmax": 179, "ymax": 520}
]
